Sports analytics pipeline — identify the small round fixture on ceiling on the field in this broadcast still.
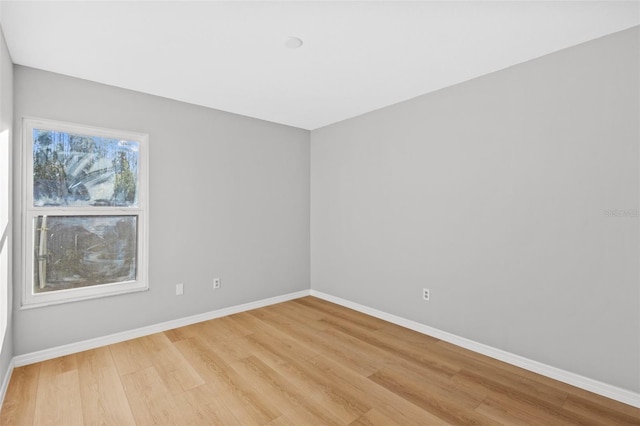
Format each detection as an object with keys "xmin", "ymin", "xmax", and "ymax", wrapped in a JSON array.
[{"xmin": 285, "ymin": 36, "xmax": 303, "ymax": 49}]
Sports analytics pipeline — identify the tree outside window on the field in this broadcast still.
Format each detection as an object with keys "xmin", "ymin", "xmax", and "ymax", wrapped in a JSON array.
[{"xmin": 22, "ymin": 118, "xmax": 148, "ymax": 308}]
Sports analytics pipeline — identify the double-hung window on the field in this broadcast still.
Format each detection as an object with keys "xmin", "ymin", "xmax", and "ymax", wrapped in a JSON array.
[
  {"xmin": 1, "ymin": 128, "xmax": 10, "ymax": 338},
  {"xmin": 22, "ymin": 118, "xmax": 148, "ymax": 308}
]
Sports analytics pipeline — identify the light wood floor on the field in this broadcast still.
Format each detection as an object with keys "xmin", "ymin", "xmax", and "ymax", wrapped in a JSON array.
[{"xmin": 1, "ymin": 297, "xmax": 638, "ymax": 425}]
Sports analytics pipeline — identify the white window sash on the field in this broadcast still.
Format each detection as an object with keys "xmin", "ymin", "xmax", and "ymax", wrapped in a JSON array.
[{"xmin": 21, "ymin": 117, "xmax": 149, "ymax": 309}]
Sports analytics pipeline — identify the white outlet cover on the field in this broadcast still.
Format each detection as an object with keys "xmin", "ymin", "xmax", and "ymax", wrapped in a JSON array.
[
  {"xmin": 176, "ymin": 283, "xmax": 184, "ymax": 296},
  {"xmin": 423, "ymin": 288, "xmax": 430, "ymax": 301}
]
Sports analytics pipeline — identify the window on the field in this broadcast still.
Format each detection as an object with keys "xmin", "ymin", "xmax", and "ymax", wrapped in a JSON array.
[
  {"xmin": 1, "ymin": 129, "xmax": 10, "ymax": 337},
  {"xmin": 22, "ymin": 118, "xmax": 148, "ymax": 308}
]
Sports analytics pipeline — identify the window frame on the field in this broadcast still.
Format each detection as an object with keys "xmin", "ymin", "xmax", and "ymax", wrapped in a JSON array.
[
  {"xmin": 21, "ymin": 117, "xmax": 149, "ymax": 309},
  {"xmin": 1, "ymin": 128, "xmax": 11, "ymax": 340}
]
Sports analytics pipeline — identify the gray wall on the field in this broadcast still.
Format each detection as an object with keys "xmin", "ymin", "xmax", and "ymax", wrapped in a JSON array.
[
  {"xmin": 0, "ymin": 26, "xmax": 13, "ymax": 390},
  {"xmin": 13, "ymin": 66, "xmax": 310, "ymax": 355},
  {"xmin": 311, "ymin": 27, "xmax": 640, "ymax": 392},
  {"xmin": 5, "ymin": 23, "xmax": 638, "ymax": 396}
]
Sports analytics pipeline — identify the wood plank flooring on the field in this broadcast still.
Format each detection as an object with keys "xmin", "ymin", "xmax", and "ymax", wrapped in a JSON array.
[{"xmin": 1, "ymin": 296, "xmax": 638, "ymax": 425}]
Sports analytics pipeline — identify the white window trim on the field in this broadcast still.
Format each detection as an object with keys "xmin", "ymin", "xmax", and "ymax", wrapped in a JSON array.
[
  {"xmin": 1, "ymin": 127, "xmax": 11, "ymax": 340},
  {"xmin": 21, "ymin": 117, "xmax": 149, "ymax": 309}
]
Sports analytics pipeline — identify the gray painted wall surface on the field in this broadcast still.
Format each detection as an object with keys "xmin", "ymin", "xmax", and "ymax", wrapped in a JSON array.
[
  {"xmin": 0, "ymin": 27, "xmax": 13, "ymax": 390},
  {"xmin": 311, "ymin": 27, "xmax": 640, "ymax": 392},
  {"xmin": 13, "ymin": 66, "xmax": 310, "ymax": 355}
]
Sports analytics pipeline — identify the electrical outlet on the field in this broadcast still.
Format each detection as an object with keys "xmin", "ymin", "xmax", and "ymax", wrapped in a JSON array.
[
  {"xmin": 213, "ymin": 278, "xmax": 221, "ymax": 289},
  {"xmin": 176, "ymin": 283, "xmax": 184, "ymax": 296},
  {"xmin": 422, "ymin": 288, "xmax": 430, "ymax": 301}
]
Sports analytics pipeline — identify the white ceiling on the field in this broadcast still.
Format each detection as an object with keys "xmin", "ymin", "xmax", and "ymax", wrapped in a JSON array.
[{"xmin": 1, "ymin": 1, "xmax": 639, "ymax": 130}]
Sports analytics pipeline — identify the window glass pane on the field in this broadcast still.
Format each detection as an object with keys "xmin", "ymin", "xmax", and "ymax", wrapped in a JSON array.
[
  {"xmin": 32, "ymin": 129, "xmax": 139, "ymax": 207},
  {"xmin": 0, "ymin": 129, "xmax": 9, "ymax": 233},
  {"xmin": 1, "ymin": 129, "xmax": 8, "ymax": 336},
  {"xmin": 33, "ymin": 215, "xmax": 137, "ymax": 293}
]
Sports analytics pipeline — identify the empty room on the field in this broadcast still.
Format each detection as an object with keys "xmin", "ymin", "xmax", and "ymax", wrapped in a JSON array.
[{"xmin": 0, "ymin": 1, "xmax": 639, "ymax": 425}]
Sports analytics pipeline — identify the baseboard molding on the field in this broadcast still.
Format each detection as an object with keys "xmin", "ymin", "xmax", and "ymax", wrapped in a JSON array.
[
  {"xmin": 13, "ymin": 289, "xmax": 311, "ymax": 367},
  {"xmin": 310, "ymin": 290, "xmax": 640, "ymax": 408},
  {"xmin": 0, "ymin": 357, "xmax": 15, "ymax": 409},
  {"xmin": 7, "ymin": 288, "xmax": 639, "ymax": 409}
]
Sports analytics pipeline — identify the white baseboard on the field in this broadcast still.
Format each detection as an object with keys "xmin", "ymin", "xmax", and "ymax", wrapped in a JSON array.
[
  {"xmin": 13, "ymin": 289, "xmax": 311, "ymax": 367},
  {"xmin": 310, "ymin": 290, "xmax": 640, "ymax": 409},
  {"xmin": 6, "ymin": 288, "xmax": 639, "ymax": 409},
  {"xmin": 0, "ymin": 357, "xmax": 15, "ymax": 409}
]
